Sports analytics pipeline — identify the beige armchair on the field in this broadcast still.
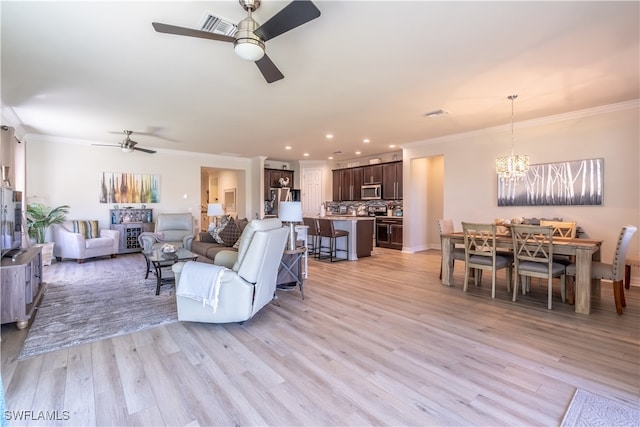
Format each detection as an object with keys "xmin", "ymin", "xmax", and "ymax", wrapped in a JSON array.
[
  {"xmin": 139, "ymin": 213, "xmax": 194, "ymax": 251},
  {"xmin": 52, "ymin": 220, "xmax": 119, "ymax": 263},
  {"xmin": 174, "ymin": 218, "xmax": 288, "ymax": 324}
]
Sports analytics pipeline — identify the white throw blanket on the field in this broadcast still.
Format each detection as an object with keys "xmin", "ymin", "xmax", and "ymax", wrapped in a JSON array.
[{"xmin": 176, "ymin": 262, "xmax": 227, "ymax": 312}]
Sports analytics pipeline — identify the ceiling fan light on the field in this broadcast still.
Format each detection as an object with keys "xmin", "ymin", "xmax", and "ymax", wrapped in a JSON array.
[
  {"xmin": 121, "ymin": 146, "xmax": 134, "ymax": 153},
  {"xmin": 234, "ymin": 40, "xmax": 264, "ymax": 61}
]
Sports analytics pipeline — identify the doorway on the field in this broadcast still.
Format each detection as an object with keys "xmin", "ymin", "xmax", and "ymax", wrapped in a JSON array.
[{"xmin": 200, "ymin": 167, "xmax": 242, "ymax": 231}]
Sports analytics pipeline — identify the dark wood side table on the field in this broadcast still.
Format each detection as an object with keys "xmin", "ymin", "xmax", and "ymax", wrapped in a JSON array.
[
  {"xmin": 142, "ymin": 247, "xmax": 198, "ymax": 295},
  {"xmin": 277, "ymin": 247, "xmax": 306, "ymax": 299}
]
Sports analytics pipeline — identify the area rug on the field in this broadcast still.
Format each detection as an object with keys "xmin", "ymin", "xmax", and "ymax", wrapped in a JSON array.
[
  {"xmin": 19, "ymin": 269, "xmax": 178, "ymax": 359},
  {"xmin": 561, "ymin": 389, "xmax": 640, "ymax": 426}
]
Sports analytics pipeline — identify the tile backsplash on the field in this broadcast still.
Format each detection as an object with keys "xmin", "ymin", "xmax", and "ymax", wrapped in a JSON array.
[{"xmin": 324, "ymin": 200, "xmax": 403, "ymax": 216}]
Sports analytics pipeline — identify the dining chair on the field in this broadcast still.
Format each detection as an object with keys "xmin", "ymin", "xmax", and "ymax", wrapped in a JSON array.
[
  {"xmin": 565, "ymin": 225, "xmax": 637, "ymax": 315},
  {"xmin": 540, "ymin": 220, "xmax": 577, "ymax": 238},
  {"xmin": 511, "ymin": 224, "xmax": 566, "ymax": 310},
  {"xmin": 437, "ymin": 219, "xmax": 465, "ymax": 280},
  {"xmin": 540, "ymin": 220, "xmax": 577, "ymax": 265},
  {"xmin": 462, "ymin": 222, "xmax": 512, "ymax": 298}
]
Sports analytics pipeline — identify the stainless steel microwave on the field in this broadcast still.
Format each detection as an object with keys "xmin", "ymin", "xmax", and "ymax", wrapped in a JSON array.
[{"xmin": 361, "ymin": 184, "xmax": 382, "ymax": 200}]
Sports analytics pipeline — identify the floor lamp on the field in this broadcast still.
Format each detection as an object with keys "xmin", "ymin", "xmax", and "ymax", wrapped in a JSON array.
[
  {"xmin": 207, "ymin": 203, "xmax": 224, "ymax": 230},
  {"xmin": 279, "ymin": 201, "xmax": 302, "ymax": 250}
]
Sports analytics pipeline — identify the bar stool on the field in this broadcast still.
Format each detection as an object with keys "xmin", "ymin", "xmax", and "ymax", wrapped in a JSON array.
[
  {"xmin": 316, "ymin": 218, "xmax": 349, "ymax": 262},
  {"xmin": 303, "ymin": 217, "xmax": 319, "ymax": 258}
]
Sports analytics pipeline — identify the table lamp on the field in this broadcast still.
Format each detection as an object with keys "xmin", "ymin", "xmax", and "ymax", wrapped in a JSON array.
[
  {"xmin": 279, "ymin": 201, "xmax": 303, "ymax": 250},
  {"xmin": 207, "ymin": 203, "xmax": 224, "ymax": 230}
]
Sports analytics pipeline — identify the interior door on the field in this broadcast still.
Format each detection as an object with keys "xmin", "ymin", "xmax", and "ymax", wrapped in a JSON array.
[{"xmin": 302, "ymin": 168, "xmax": 323, "ymax": 216}]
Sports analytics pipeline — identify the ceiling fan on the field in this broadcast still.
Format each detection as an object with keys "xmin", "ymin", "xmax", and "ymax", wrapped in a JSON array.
[
  {"xmin": 93, "ymin": 130, "xmax": 157, "ymax": 154},
  {"xmin": 152, "ymin": 0, "xmax": 321, "ymax": 83}
]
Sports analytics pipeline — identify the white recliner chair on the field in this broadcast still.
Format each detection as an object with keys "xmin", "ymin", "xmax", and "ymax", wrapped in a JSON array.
[
  {"xmin": 174, "ymin": 218, "xmax": 288, "ymax": 324},
  {"xmin": 139, "ymin": 213, "xmax": 195, "ymax": 251}
]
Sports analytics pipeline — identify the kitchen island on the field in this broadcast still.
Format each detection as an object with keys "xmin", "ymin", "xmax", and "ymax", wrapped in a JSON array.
[{"xmin": 313, "ymin": 216, "xmax": 375, "ymax": 260}]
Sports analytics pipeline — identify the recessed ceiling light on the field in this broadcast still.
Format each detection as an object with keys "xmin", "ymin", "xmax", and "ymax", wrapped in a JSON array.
[
  {"xmin": 303, "ymin": 153, "xmax": 310, "ymax": 157},
  {"xmin": 363, "ymin": 139, "xmax": 370, "ymax": 143},
  {"xmin": 328, "ymin": 156, "xmax": 334, "ymax": 160},
  {"xmin": 285, "ymin": 146, "xmax": 292, "ymax": 150},
  {"xmin": 389, "ymin": 144, "xmax": 396, "ymax": 148},
  {"xmin": 355, "ymin": 151, "xmax": 361, "ymax": 155},
  {"xmin": 326, "ymin": 133, "xmax": 334, "ymax": 139},
  {"xmin": 425, "ymin": 109, "xmax": 448, "ymax": 118}
]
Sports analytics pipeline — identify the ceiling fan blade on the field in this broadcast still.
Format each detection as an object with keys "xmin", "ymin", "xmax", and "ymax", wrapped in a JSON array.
[
  {"xmin": 152, "ymin": 22, "xmax": 235, "ymax": 43},
  {"xmin": 254, "ymin": 0, "xmax": 321, "ymax": 42},
  {"xmin": 92, "ymin": 144, "xmax": 120, "ymax": 148},
  {"xmin": 133, "ymin": 147, "xmax": 157, "ymax": 154},
  {"xmin": 255, "ymin": 54, "xmax": 284, "ymax": 83}
]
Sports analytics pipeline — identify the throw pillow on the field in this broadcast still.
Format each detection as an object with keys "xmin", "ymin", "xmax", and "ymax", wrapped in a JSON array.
[
  {"xmin": 218, "ymin": 218, "xmax": 242, "ymax": 247},
  {"xmin": 236, "ymin": 217, "xmax": 249, "ymax": 232},
  {"xmin": 209, "ymin": 221, "xmax": 228, "ymax": 245},
  {"xmin": 233, "ymin": 218, "xmax": 249, "ymax": 249},
  {"xmin": 72, "ymin": 220, "xmax": 99, "ymax": 239}
]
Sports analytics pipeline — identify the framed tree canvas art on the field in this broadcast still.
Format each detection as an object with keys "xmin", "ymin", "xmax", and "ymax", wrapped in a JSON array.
[{"xmin": 498, "ymin": 158, "xmax": 603, "ymax": 206}]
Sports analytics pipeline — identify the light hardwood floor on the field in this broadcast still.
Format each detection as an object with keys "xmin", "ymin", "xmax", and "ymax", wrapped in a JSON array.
[{"xmin": 1, "ymin": 248, "xmax": 639, "ymax": 426}]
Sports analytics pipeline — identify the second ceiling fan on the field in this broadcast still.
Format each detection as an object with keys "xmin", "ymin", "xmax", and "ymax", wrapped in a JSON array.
[{"xmin": 152, "ymin": 0, "xmax": 321, "ymax": 83}]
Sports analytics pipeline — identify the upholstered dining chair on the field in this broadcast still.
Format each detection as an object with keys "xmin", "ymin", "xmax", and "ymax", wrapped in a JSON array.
[
  {"xmin": 462, "ymin": 222, "xmax": 512, "ymax": 299},
  {"xmin": 511, "ymin": 224, "xmax": 566, "ymax": 310},
  {"xmin": 316, "ymin": 218, "xmax": 349, "ymax": 262},
  {"xmin": 566, "ymin": 225, "xmax": 637, "ymax": 315},
  {"xmin": 437, "ymin": 219, "xmax": 465, "ymax": 280}
]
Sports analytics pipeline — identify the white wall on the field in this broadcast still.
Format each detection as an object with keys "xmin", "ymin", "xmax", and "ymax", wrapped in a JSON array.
[
  {"xmin": 25, "ymin": 139, "xmax": 255, "ymax": 232},
  {"xmin": 19, "ymin": 100, "xmax": 640, "ymax": 263},
  {"xmin": 403, "ymin": 101, "xmax": 640, "ymax": 262}
]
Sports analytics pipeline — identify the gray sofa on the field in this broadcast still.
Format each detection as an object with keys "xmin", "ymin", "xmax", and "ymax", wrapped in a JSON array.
[
  {"xmin": 190, "ymin": 232, "xmax": 234, "ymax": 264},
  {"xmin": 190, "ymin": 217, "xmax": 249, "ymax": 264}
]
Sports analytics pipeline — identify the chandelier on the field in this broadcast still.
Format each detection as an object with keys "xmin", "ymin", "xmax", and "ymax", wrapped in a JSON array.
[{"xmin": 496, "ymin": 94, "xmax": 529, "ymax": 181}]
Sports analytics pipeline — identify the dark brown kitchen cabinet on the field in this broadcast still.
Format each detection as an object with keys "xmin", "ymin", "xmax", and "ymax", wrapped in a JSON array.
[
  {"xmin": 382, "ymin": 162, "xmax": 403, "ymax": 200},
  {"xmin": 332, "ymin": 168, "xmax": 362, "ymax": 201},
  {"xmin": 376, "ymin": 217, "xmax": 403, "ymax": 250},
  {"xmin": 362, "ymin": 165, "xmax": 383, "ymax": 184},
  {"xmin": 264, "ymin": 169, "xmax": 294, "ymax": 200}
]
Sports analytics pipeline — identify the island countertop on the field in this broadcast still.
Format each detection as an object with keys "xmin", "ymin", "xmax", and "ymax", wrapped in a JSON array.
[
  {"xmin": 311, "ymin": 216, "xmax": 374, "ymax": 260},
  {"xmin": 313, "ymin": 215, "xmax": 375, "ymax": 220}
]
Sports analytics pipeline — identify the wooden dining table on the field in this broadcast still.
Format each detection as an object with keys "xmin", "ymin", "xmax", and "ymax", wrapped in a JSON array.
[{"xmin": 440, "ymin": 232, "xmax": 603, "ymax": 314}]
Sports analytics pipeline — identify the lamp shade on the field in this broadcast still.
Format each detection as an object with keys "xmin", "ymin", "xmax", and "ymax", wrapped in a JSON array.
[
  {"xmin": 207, "ymin": 203, "xmax": 224, "ymax": 217},
  {"xmin": 279, "ymin": 201, "xmax": 302, "ymax": 223}
]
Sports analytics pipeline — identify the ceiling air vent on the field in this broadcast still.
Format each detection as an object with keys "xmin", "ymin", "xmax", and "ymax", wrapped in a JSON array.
[
  {"xmin": 425, "ymin": 109, "xmax": 449, "ymax": 118},
  {"xmin": 198, "ymin": 12, "xmax": 237, "ymax": 36}
]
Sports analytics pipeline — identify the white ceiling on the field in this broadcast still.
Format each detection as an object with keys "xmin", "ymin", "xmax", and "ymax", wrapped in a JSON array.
[{"xmin": 2, "ymin": 1, "xmax": 638, "ymax": 162}]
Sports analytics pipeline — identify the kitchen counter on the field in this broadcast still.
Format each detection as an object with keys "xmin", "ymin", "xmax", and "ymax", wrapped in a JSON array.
[
  {"xmin": 312, "ymin": 216, "xmax": 374, "ymax": 260},
  {"xmin": 322, "ymin": 215, "xmax": 375, "ymax": 220}
]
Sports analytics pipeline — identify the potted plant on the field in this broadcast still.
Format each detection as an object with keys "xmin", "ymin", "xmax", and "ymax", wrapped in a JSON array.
[{"xmin": 26, "ymin": 203, "xmax": 70, "ymax": 265}]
